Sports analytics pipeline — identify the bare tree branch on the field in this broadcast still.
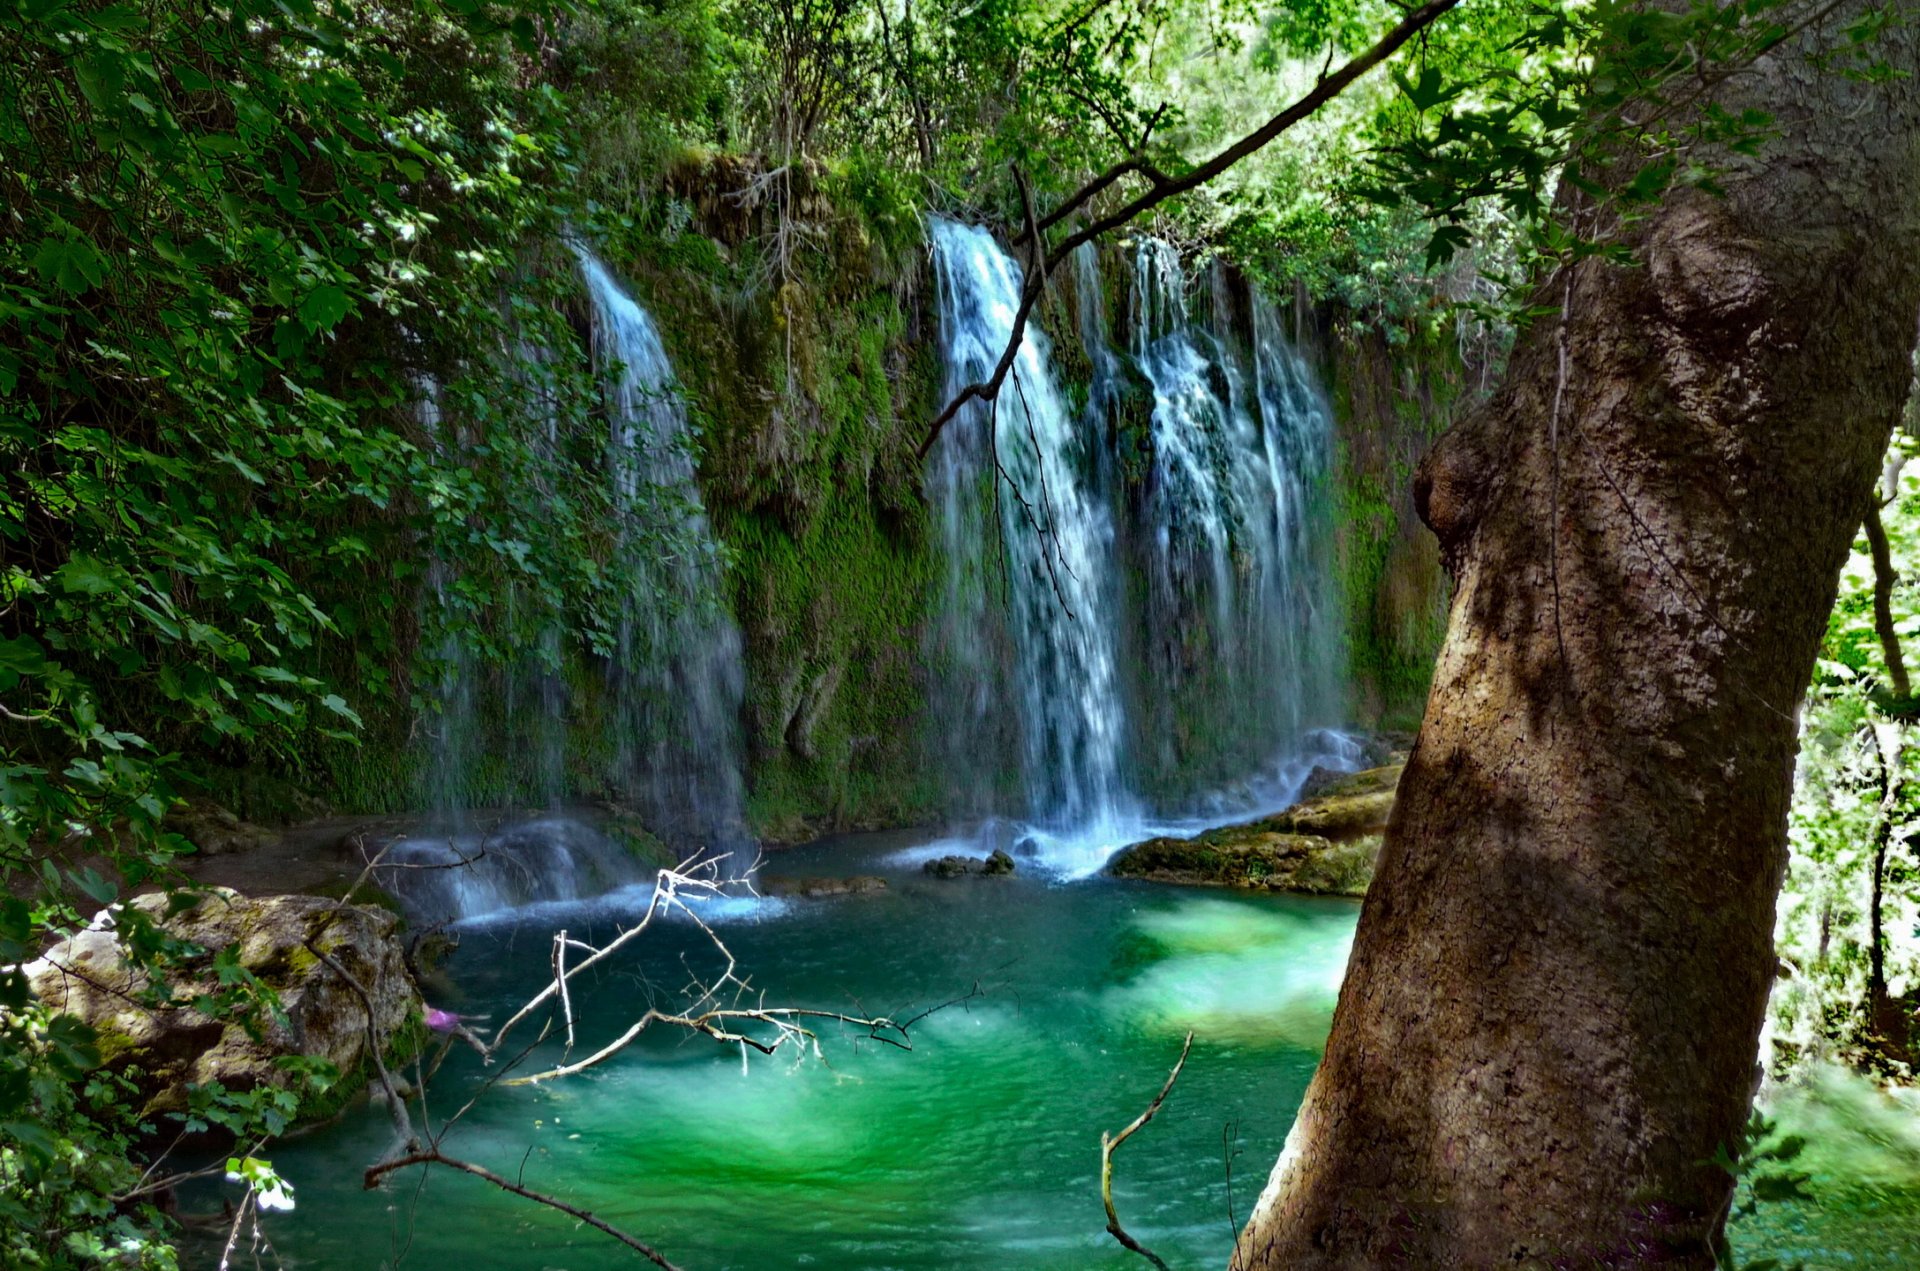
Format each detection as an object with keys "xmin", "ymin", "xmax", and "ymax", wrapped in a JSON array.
[
  {"xmin": 365, "ymin": 1147, "xmax": 686, "ymax": 1271},
  {"xmin": 919, "ymin": 0, "xmax": 1465, "ymax": 458},
  {"xmin": 342, "ymin": 855, "xmax": 982, "ymax": 1266},
  {"xmin": 1100, "ymin": 1030, "xmax": 1194, "ymax": 1271}
]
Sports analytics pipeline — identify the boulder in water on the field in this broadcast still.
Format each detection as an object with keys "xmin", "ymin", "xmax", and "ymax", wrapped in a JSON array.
[
  {"xmin": 21, "ymin": 888, "xmax": 422, "ymax": 1122},
  {"xmin": 922, "ymin": 850, "xmax": 1017, "ymax": 879},
  {"xmin": 1108, "ymin": 764, "xmax": 1404, "ymax": 896}
]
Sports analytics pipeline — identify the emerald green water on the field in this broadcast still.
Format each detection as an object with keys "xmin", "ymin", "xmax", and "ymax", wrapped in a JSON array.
[
  {"xmin": 223, "ymin": 830, "xmax": 1919, "ymax": 1269},
  {"xmin": 248, "ymin": 832, "xmax": 1355, "ymax": 1268}
]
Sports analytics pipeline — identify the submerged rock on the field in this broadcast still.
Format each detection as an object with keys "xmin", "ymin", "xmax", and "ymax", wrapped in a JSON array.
[
  {"xmin": 22, "ymin": 888, "xmax": 421, "ymax": 1122},
  {"xmin": 923, "ymin": 849, "xmax": 1017, "ymax": 879},
  {"xmin": 1108, "ymin": 764, "xmax": 1404, "ymax": 897},
  {"xmin": 165, "ymin": 798, "xmax": 274, "ymax": 857},
  {"xmin": 760, "ymin": 874, "xmax": 889, "ymax": 899}
]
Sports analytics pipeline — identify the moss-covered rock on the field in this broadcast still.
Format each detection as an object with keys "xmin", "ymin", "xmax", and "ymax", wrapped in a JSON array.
[
  {"xmin": 22, "ymin": 888, "xmax": 421, "ymax": 1124},
  {"xmin": 1108, "ymin": 764, "xmax": 1403, "ymax": 896}
]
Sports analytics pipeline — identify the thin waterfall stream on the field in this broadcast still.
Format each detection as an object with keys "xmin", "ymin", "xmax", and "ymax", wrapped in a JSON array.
[{"xmin": 379, "ymin": 249, "xmax": 752, "ymax": 921}]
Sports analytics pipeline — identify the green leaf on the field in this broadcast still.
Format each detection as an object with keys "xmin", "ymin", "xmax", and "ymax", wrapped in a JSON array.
[
  {"xmin": 1425, "ymin": 223, "xmax": 1473, "ymax": 269},
  {"xmin": 298, "ymin": 284, "xmax": 353, "ymax": 331},
  {"xmin": 30, "ymin": 235, "xmax": 108, "ymax": 294},
  {"xmin": 219, "ymin": 451, "xmax": 267, "ymax": 484},
  {"xmin": 54, "ymin": 554, "xmax": 119, "ymax": 596}
]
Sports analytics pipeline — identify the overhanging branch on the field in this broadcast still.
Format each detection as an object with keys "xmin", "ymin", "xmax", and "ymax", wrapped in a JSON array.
[{"xmin": 919, "ymin": 0, "xmax": 1465, "ymax": 458}]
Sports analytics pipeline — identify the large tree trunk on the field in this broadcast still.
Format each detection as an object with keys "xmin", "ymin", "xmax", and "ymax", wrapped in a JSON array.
[{"xmin": 1236, "ymin": 9, "xmax": 1920, "ymax": 1267}]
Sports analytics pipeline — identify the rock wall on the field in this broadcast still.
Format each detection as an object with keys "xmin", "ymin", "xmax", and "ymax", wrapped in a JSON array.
[
  {"xmin": 1302, "ymin": 305, "xmax": 1487, "ymax": 730},
  {"xmin": 25, "ymin": 889, "xmax": 421, "ymax": 1122}
]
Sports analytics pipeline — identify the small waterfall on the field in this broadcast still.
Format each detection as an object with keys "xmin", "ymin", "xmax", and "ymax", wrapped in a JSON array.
[
  {"xmin": 375, "ymin": 815, "xmax": 651, "ymax": 925},
  {"xmin": 416, "ymin": 345, "xmax": 570, "ymax": 817},
  {"xmin": 1126, "ymin": 241, "xmax": 1342, "ymax": 796},
  {"xmin": 417, "ymin": 376, "xmax": 479, "ymax": 817},
  {"xmin": 575, "ymin": 246, "xmax": 749, "ymax": 858},
  {"xmin": 391, "ymin": 254, "xmax": 752, "ymax": 922},
  {"xmin": 926, "ymin": 219, "xmax": 1136, "ymax": 846}
]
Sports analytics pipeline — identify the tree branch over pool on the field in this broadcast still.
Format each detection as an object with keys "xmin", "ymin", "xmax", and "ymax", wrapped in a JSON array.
[
  {"xmin": 1100, "ymin": 1030, "xmax": 1194, "ymax": 1271},
  {"xmin": 348, "ymin": 854, "xmax": 981, "ymax": 1266},
  {"xmin": 916, "ymin": 0, "xmax": 1466, "ymax": 459}
]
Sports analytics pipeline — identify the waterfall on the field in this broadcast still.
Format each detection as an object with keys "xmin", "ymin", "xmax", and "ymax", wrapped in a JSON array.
[
  {"xmin": 417, "ymin": 375, "xmax": 478, "ymax": 817},
  {"xmin": 926, "ymin": 219, "xmax": 1136, "ymax": 850},
  {"xmin": 925, "ymin": 222, "xmax": 1348, "ymax": 875},
  {"xmin": 575, "ymin": 246, "xmax": 749, "ymax": 857},
  {"xmin": 1127, "ymin": 240, "xmax": 1343, "ymax": 797},
  {"xmin": 386, "ymin": 253, "xmax": 751, "ymax": 923},
  {"xmin": 417, "ymin": 342, "xmax": 571, "ymax": 817}
]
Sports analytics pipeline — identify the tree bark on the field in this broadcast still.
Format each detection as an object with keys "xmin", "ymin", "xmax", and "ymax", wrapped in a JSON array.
[{"xmin": 1236, "ymin": 8, "xmax": 1920, "ymax": 1267}]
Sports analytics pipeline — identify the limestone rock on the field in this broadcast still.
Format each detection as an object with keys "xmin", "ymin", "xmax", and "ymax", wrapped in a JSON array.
[
  {"xmin": 1107, "ymin": 764, "xmax": 1403, "ymax": 897},
  {"xmin": 165, "ymin": 798, "xmax": 273, "ymax": 857},
  {"xmin": 22, "ymin": 888, "xmax": 420, "ymax": 1120}
]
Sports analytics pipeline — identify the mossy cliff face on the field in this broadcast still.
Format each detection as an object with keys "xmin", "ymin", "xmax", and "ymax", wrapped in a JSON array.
[
  {"xmin": 608, "ymin": 157, "xmax": 944, "ymax": 842},
  {"xmin": 310, "ymin": 170, "xmax": 1459, "ymax": 840},
  {"xmin": 1302, "ymin": 308, "xmax": 1486, "ymax": 730}
]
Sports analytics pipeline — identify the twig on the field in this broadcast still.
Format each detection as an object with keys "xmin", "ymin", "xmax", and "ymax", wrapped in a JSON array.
[
  {"xmin": 365, "ymin": 1147, "xmax": 685, "ymax": 1271},
  {"xmin": 554, "ymin": 927, "xmax": 575, "ymax": 1057},
  {"xmin": 216, "ymin": 1191, "xmax": 254, "ymax": 1271},
  {"xmin": 1223, "ymin": 1118, "xmax": 1246, "ymax": 1267},
  {"xmin": 304, "ymin": 939, "xmax": 415, "ymax": 1148},
  {"xmin": 920, "ymin": 0, "xmax": 1464, "ymax": 457},
  {"xmin": 1100, "ymin": 1031, "xmax": 1194, "ymax": 1270}
]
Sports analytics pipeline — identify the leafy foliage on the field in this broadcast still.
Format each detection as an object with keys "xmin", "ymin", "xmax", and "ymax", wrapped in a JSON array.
[{"xmin": 1775, "ymin": 428, "xmax": 1920, "ymax": 1083}]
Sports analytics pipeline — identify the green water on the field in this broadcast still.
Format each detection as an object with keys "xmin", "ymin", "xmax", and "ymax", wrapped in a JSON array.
[
  {"xmin": 244, "ymin": 832, "xmax": 1355, "ymax": 1269},
  {"xmin": 217, "ymin": 831, "xmax": 1920, "ymax": 1269}
]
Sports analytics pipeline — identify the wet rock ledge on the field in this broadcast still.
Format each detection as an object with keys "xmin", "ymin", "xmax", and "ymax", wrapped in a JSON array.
[{"xmin": 1107, "ymin": 764, "xmax": 1403, "ymax": 897}]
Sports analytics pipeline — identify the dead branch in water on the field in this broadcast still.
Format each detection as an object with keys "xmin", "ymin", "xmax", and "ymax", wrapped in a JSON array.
[
  {"xmin": 365, "ymin": 1146, "xmax": 685, "ymax": 1271},
  {"xmin": 1100, "ymin": 1030, "xmax": 1194, "ymax": 1271},
  {"xmin": 346, "ymin": 850, "xmax": 979, "ymax": 1265}
]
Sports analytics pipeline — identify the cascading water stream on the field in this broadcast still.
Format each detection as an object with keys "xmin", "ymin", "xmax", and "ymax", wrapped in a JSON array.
[
  {"xmin": 575, "ymin": 246, "xmax": 748, "ymax": 859},
  {"xmin": 925, "ymin": 223, "xmax": 1350, "ymax": 876},
  {"xmin": 383, "ymin": 251, "xmax": 752, "ymax": 923},
  {"xmin": 927, "ymin": 219, "xmax": 1137, "ymax": 861},
  {"xmin": 1128, "ymin": 240, "xmax": 1344, "ymax": 794}
]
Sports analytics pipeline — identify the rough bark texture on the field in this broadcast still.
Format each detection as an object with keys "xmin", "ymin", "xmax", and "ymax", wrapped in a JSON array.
[{"xmin": 1236, "ymin": 9, "xmax": 1920, "ymax": 1267}]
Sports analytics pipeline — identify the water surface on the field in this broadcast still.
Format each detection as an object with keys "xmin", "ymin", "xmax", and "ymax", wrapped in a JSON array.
[
  {"xmin": 253, "ymin": 833, "xmax": 1355, "ymax": 1269},
  {"xmin": 227, "ymin": 831, "xmax": 1917, "ymax": 1269}
]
